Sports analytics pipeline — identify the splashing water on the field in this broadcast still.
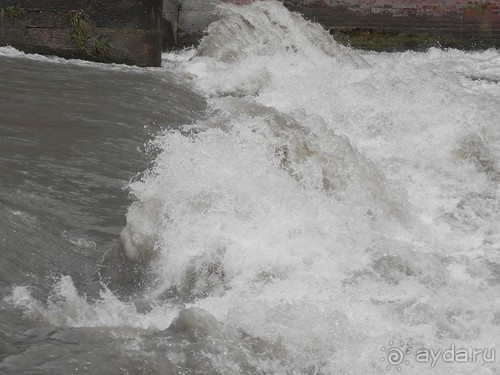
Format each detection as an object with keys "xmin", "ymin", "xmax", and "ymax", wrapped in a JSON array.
[{"xmin": 7, "ymin": 1, "xmax": 500, "ymax": 374}]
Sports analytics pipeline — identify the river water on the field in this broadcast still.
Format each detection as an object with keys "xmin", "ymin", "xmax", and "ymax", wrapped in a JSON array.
[{"xmin": 1, "ymin": 2, "xmax": 500, "ymax": 374}]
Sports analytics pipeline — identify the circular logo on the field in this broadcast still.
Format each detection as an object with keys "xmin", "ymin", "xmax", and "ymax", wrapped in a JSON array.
[{"xmin": 380, "ymin": 340, "xmax": 411, "ymax": 371}]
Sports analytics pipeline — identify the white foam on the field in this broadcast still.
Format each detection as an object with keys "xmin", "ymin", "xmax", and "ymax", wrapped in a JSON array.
[
  {"xmin": 141, "ymin": 6, "xmax": 500, "ymax": 370},
  {"xmin": 0, "ymin": 46, "xmax": 155, "ymax": 72},
  {"xmin": 8, "ymin": 276, "xmax": 177, "ymax": 330}
]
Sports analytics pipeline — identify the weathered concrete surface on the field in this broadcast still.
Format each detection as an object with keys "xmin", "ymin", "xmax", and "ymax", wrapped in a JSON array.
[
  {"xmin": 165, "ymin": 0, "xmax": 500, "ymax": 50},
  {"xmin": 163, "ymin": 0, "xmax": 219, "ymax": 46},
  {"xmin": 0, "ymin": 0, "xmax": 163, "ymax": 66}
]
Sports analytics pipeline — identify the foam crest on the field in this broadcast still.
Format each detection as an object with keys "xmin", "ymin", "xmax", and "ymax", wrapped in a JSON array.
[
  {"xmin": 196, "ymin": 1, "xmax": 367, "ymax": 67},
  {"xmin": 7, "ymin": 276, "xmax": 177, "ymax": 330},
  {"xmin": 123, "ymin": 97, "xmax": 407, "ymax": 282}
]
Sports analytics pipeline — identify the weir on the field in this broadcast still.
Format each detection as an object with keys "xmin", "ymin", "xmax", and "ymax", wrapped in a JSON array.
[{"xmin": 165, "ymin": 0, "xmax": 500, "ymax": 50}]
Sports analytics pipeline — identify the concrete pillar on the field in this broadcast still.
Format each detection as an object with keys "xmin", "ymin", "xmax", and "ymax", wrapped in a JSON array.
[
  {"xmin": 163, "ymin": 0, "xmax": 179, "ymax": 44},
  {"xmin": 161, "ymin": 0, "xmax": 222, "ymax": 46},
  {"xmin": 177, "ymin": 0, "xmax": 221, "ymax": 45}
]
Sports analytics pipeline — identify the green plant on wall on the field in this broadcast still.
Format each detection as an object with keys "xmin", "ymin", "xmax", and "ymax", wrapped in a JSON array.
[
  {"xmin": 4, "ymin": 4, "xmax": 25, "ymax": 18},
  {"xmin": 467, "ymin": 1, "xmax": 488, "ymax": 12},
  {"xmin": 93, "ymin": 37, "xmax": 112, "ymax": 60},
  {"xmin": 69, "ymin": 10, "xmax": 88, "ymax": 51}
]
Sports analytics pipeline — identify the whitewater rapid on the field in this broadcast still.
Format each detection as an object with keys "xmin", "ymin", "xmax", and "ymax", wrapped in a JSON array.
[{"xmin": 5, "ymin": 2, "xmax": 500, "ymax": 374}]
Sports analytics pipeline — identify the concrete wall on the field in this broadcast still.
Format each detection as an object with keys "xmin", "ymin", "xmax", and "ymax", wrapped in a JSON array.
[
  {"xmin": 163, "ymin": 0, "xmax": 219, "ymax": 46},
  {"xmin": 165, "ymin": 0, "xmax": 500, "ymax": 50},
  {"xmin": 0, "ymin": 0, "xmax": 163, "ymax": 66}
]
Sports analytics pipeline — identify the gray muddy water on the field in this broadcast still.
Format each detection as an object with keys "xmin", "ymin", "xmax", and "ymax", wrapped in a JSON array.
[{"xmin": 0, "ymin": 52, "xmax": 207, "ymax": 374}]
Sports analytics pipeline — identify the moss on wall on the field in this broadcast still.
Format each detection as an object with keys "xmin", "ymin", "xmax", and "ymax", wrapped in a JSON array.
[{"xmin": 330, "ymin": 28, "xmax": 499, "ymax": 52}]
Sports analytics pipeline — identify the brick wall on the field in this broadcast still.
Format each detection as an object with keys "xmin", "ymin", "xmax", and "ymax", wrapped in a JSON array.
[
  {"xmin": 282, "ymin": 0, "xmax": 500, "ymax": 48},
  {"xmin": 0, "ymin": 0, "xmax": 163, "ymax": 66}
]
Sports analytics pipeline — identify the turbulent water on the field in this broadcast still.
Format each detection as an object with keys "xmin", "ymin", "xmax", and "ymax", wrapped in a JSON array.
[{"xmin": 1, "ymin": 2, "xmax": 500, "ymax": 374}]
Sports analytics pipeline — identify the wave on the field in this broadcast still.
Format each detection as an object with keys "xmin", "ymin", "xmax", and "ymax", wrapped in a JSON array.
[{"xmin": 196, "ymin": 1, "xmax": 368, "ymax": 67}]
